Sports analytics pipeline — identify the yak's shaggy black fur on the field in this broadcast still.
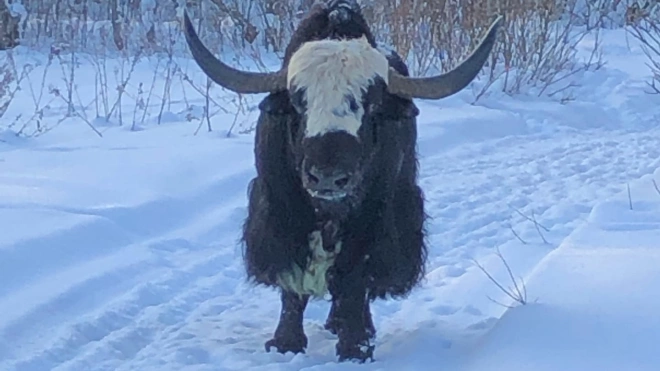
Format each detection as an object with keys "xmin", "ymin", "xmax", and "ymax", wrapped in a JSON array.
[{"xmin": 241, "ymin": 0, "xmax": 428, "ymax": 362}]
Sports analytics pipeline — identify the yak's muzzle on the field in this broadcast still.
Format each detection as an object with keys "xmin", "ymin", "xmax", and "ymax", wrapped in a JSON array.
[{"xmin": 303, "ymin": 165, "xmax": 357, "ymax": 201}]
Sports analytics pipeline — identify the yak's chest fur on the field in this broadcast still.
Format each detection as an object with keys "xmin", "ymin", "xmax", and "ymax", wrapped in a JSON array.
[{"xmin": 276, "ymin": 227, "xmax": 343, "ymax": 297}]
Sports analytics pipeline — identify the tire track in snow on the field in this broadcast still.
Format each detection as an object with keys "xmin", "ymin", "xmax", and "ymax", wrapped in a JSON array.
[
  {"xmin": 0, "ymin": 170, "xmax": 253, "ymax": 371},
  {"xmin": 3, "ymin": 240, "xmax": 240, "ymax": 371},
  {"xmin": 46, "ymin": 249, "xmax": 236, "ymax": 371},
  {"xmin": 0, "ymin": 167, "xmax": 252, "ymax": 296}
]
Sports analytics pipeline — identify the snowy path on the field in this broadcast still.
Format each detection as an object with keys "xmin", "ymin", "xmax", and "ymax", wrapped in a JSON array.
[
  {"xmin": 1, "ymin": 29, "xmax": 659, "ymax": 370},
  {"xmin": 3, "ymin": 126, "xmax": 659, "ymax": 371}
]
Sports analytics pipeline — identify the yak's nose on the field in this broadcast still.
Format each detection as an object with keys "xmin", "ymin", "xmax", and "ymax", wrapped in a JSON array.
[{"xmin": 303, "ymin": 166, "xmax": 354, "ymax": 199}]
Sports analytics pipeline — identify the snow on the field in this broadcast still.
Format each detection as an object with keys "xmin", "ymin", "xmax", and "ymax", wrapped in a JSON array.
[
  {"xmin": 455, "ymin": 169, "xmax": 660, "ymax": 371},
  {"xmin": 1, "ymin": 26, "xmax": 660, "ymax": 371}
]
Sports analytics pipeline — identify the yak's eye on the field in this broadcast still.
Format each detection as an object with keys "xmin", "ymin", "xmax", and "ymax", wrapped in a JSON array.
[
  {"xmin": 289, "ymin": 88, "xmax": 306, "ymax": 114},
  {"xmin": 345, "ymin": 95, "xmax": 359, "ymax": 113}
]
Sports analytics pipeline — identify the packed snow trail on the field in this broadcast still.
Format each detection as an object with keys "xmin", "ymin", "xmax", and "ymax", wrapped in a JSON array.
[{"xmin": 1, "ymin": 28, "xmax": 659, "ymax": 370}]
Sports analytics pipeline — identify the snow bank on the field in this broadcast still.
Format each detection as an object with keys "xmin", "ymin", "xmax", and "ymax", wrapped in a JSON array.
[{"xmin": 458, "ymin": 168, "xmax": 660, "ymax": 371}]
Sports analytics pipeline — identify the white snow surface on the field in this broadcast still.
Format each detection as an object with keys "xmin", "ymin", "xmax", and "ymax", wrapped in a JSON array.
[{"xmin": 2, "ymin": 28, "xmax": 660, "ymax": 370}]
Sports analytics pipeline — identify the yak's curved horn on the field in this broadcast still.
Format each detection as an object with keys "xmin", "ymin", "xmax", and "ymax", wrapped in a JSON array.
[
  {"xmin": 183, "ymin": 10, "xmax": 287, "ymax": 94},
  {"xmin": 387, "ymin": 15, "xmax": 503, "ymax": 100}
]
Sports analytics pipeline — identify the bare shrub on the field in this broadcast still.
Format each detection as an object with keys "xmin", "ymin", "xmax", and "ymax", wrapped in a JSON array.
[
  {"xmin": 49, "ymin": 47, "xmax": 104, "ymax": 137},
  {"xmin": 4, "ymin": 0, "xmax": 619, "ymax": 137},
  {"xmin": 0, "ymin": 0, "xmax": 21, "ymax": 50},
  {"xmin": 19, "ymin": 48, "xmax": 56, "ymax": 133},
  {"xmin": 363, "ymin": 0, "xmax": 604, "ymax": 102},
  {"xmin": 626, "ymin": 1, "xmax": 660, "ymax": 94},
  {"xmin": 0, "ymin": 49, "xmax": 36, "ymax": 135}
]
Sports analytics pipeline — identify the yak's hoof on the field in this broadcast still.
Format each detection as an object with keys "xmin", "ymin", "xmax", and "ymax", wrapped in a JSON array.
[
  {"xmin": 324, "ymin": 318, "xmax": 339, "ymax": 335},
  {"xmin": 265, "ymin": 334, "xmax": 307, "ymax": 355},
  {"xmin": 325, "ymin": 320, "xmax": 376, "ymax": 340},
  {"xmin": 336, "ymin": 340, "xmax": 375, "ymax": 363}
]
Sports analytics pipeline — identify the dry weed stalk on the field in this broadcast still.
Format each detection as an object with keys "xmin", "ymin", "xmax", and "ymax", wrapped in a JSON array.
[
  {"xmin": 0, "ymin": 50, "xmax": 36, "ymax": 133},
  {"xmin": 508, "ymin": 204, "xmax": 551, "ymax": 244},
  {"xmin": 473, "ymin": 247, "xmax": 529, "ymax": 308}
]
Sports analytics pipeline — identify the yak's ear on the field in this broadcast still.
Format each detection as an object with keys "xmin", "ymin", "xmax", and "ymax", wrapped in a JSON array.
[
  {"xmin": 383, "ymin": 95, "xmax": 419, "ymax": 118},
  {"xmin": 258, "ymin": 92, "xmax": 295, "ymax": 115},
  {"xmin": 401, "ymin": 101, "xmax": 420, "ymax": 118}
]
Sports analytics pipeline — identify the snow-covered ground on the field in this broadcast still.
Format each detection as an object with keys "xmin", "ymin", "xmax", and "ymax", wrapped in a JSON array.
[{"xmin": 1, "ymin": 26, "xmax": 660, "ymax": 371}]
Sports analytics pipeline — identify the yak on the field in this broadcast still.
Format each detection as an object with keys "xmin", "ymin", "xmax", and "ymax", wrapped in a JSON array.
[{"xmin": 183, "ymin": 0, "xmax": 502, "ymax": 362}]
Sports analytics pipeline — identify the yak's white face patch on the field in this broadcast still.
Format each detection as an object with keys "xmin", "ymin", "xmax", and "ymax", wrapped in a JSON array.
[
  {"xmin": 287, "ymin": 36, "xmax": 390, "ymax": 138},
  {"xmin": 276, "ymin": 230, "xmax": 342, "ymax": 298}
]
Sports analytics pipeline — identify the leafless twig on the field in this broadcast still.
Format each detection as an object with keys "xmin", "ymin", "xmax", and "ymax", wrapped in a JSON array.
[
  {"xmin": 509, "ymin": 224, "xmax": 528, "ymax": 245},
  {"xmin": 652, "ymin": 179, "xmax": 660, "ymax": 197},
  {"xmin": 472, "ymin": 247, "xmax": 529, "ymax": 308},
  {"xmin": 508, "ymin": 204, "xmax": 550, "ymax": 244}
]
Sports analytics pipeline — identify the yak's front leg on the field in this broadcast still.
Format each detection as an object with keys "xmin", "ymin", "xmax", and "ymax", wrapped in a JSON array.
[
  {"xmin": 330, "ymin": 272, "xmax": 375, "ymax": 362},
  {"xmin": 325, "ymin": 298, "xmax": 375, "ymax": 339},
  {"xmin": 265, "ymin": 290, "xmax": 309, "ymax": 354}
]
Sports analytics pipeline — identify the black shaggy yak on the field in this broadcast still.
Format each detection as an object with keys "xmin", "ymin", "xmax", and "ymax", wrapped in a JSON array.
[{"xmin": 183, "ymin": 0, "xmax": 502, "ymax": 362}]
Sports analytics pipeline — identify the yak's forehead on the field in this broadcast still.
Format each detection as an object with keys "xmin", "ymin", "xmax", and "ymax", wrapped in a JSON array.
[{"xmin": 287, "ymin": 36, "xmax": 390, "ymax": 138}]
